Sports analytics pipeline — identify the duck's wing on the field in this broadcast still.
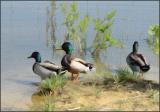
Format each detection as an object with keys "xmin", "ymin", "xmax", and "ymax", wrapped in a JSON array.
[
  {"xmin": 72, "ymin": 58, "xmax": 86, "ymax": 64},
  {"xmin": 73, "ymin": 58, "xmax": 93, "ymax": 68},
  {"xmin": 137, "ymin": 54, "xmax": 147, "ymax": 65},
  {"xmin": 70, "ymin": 58, "xmax": 95, "ymax": 73},
  {"xmin": 33, "ymin": 63, "xmax": 57, "ymax": 80},
  {"xmin": 39, "ymin": 60, "xmax": 61, "ymax": 71},
  {"xmin": 128, "ymin": 54, "xmax": 145, "ymax": 66},
  {"xmin": 43, "ymin": 60, "xmax": 57, "ymax": 65}
]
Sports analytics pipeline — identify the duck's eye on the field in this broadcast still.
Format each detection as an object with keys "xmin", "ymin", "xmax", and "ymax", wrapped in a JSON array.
[{"xmin": 89, "ymin": 66, "xmax": 92, "ymax": 69}]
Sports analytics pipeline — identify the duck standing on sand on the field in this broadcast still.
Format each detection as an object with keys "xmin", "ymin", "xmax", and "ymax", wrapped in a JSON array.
[
  {"xmin": 58, "ymin": 42, "xmax": 95, "ymax": 80},
  {"xmin": 28, "ymin": 51, "xmax": 66, "ymax": 80},
  {"xmin": 126, "ymin": 41, "xmax": 150, "ymax": 75}
]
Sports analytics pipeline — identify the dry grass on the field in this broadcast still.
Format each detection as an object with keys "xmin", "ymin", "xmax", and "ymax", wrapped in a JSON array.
[{"xmin": 30, "ymin": 77, "xmax": 159, "ymax": 111}]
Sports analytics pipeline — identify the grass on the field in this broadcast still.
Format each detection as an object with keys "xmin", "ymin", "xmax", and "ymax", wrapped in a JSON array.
[
  {"xmin": 41, "ymin": 99, "xmax": 55, "ymax": 111},
  {"xmin": 113, "ymin": 67, "xmax": 141, "ymax": 83},
  {"xmin": 147, "ymin": 89, "xmax": 159, "ymax": 104},
  {"xmin": 79, "ymin": 105, "xmax": 97, "ymax": 111},
  {"xmin": 91, "ymin": 83, "xmax": 101, "ymax": 98},
  {"xmin": 30, "ymin": 96, "xmax": 55, "ymax": 111},
  {"xmin": 29, "ymin": 67, "xmax": 159, "ymax": 111},
  {"xmin": 39, "ymin": 74, "xmax": 67, "ymax": 95},
  {"xmin": 30, "ymin": 78, "xmax": 159, "ymax": 111}
]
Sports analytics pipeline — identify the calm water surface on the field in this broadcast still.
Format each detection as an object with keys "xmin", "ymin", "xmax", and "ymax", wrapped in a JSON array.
[{"xmin": 1, "ymin": 1, "xmax": 159, "ymax": 110}]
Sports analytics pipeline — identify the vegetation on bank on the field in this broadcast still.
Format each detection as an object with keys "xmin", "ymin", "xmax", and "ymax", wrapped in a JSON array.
[
  {"xmin": 30, "ymin": 67, "xmax": 159, "ymax": 111},
  {"xmin": 39, "ymin": 75, "xmax": 67, "ymax": 95},
  {"xmin": 113, "ymin": 67, "xmax": 141, "ymax": 83},
  {"xmin": 30, "ymin": 79, "xmax": 159, "ymax": 111},
  {"xmin": 147, "ymin": 24, "xmax": 159, "ymax": 55},
  {"xmin": 91, "ymin": 10, "xmax": 124, "ymax": 57}
]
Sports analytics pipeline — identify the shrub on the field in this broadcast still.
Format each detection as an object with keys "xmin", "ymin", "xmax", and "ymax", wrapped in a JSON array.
[{"xmin": 92, "ymin": 10, "xmax": 124, "ymax": 57}]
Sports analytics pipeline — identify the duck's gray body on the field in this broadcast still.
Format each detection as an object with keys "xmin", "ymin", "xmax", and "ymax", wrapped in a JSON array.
[
  {"xmin": 33, "ymin": 61, "xmax": 65, "ymax": 80},
  {"xmin": 33, "ymin": 61, "xmax": 64, "ymax": 80},
  {"xmin": 28, "ymin": 52, "xmax": 66, "ymax": 80}
]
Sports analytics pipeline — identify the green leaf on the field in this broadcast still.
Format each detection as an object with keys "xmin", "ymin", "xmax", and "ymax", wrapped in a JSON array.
[
  {"xmin": 92, "ymin": 10, "xmax": 124, "ymax": 56},
  {"xmin": 147, "ymin": 24, "xmax": 159, "ymax": 55},
  {"xmin": 60, "ymin": 3, "xmax": 67, "ymax": 14},
  {"xmin": 78, "ymin": 15, "xmax": 89, "ymax": 32},
  {"xmin": 148, "ymin": 29, "xmax": 154, "ymax": 36},
  {"xmin": 105, "ymin": 21, "xmax": 113, "ymax": 30},
  {"xmin": 71, "ymin": 2, "xmax": 77, "ymax": 12},
  {"xmin": 109, "ymin": 38, "xmax": 118, "ymax": 46},
  {"xmin": 104, "ymin": 30, "xmax": 111, "ymax": 41},
  {"xmin": 106, "ymin": 10, "xmax": 116, "ymax": 21},
  {"xmin": 93, "ymin": 19, "xmax": 105, "ymax": 31}
]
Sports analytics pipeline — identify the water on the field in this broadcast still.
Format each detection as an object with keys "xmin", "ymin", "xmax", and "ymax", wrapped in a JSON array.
[{"xmin": 1, "ymin": 1, "xmax": 159, "ymax": 110}]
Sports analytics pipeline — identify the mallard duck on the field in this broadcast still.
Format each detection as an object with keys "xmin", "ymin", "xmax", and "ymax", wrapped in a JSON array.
[
  {"xmin": 28, "ymin": 51, "xmax": 66, "ymax": 80},
  {"xmin": 59, "ymin": 42, "xmax": 95, "ymax": 80},
  {"xmin": 126, "ymin": 41, "xmax": 150, "ymax": 75}
]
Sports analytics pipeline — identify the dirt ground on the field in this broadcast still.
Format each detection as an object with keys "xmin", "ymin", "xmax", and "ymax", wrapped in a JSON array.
[{"xmin": 30, "ymin": 78, "xmax": 159, "ymax": 111}]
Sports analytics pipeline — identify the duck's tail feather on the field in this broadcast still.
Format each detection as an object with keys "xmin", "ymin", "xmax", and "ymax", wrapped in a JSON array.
[
  {"xmin": 140, "ymin": 65, "xmax": 150, "ymax": 72},
  {"xmin": 84, "ymin": 63, "xmax": 95, "ymax": 73},
  {"xmin": 85, "ymin": 66, "xmax": 96, "ymax": 73}
]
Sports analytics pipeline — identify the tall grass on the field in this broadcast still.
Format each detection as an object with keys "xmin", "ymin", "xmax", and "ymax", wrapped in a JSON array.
[
  {"xmin": 114, "ymin": 67, "xmax": 140, "ymax": 83},
  {"xmin": 40, "ymin": 75, "xmax": 67, "ymax": 95}
]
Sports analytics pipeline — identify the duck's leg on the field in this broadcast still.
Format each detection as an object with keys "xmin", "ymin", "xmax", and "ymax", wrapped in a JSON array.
[
  {"xmin": 73, "ymin": 74, "xmax": 80, "ymax": 83},
  {"xmin": 141, "ymin": 73, "xmax": 144, "ymax": 78},
  {"xmin": 133, "ymin": 71, "xmax": 135, "ymax": 75},
  {"xmin": 75, "ymin": 74, "xmax": 79, "ymax": 80},
  {"xmin": 71, "ymin": 73, "xmax": 74, "ymax": 80}
]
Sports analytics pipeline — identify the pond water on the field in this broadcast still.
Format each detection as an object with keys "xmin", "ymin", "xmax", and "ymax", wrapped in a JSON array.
[{"xmin": 1, "ymin": 1, "xmax": 159, "ymax": 110}]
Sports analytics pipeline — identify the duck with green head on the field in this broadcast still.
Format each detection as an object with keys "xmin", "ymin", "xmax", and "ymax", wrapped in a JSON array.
[
  {"xmin": 28, "ymin": 51, "xmax": 66, "ymax": 80},
  {"xmin": 126, "ymin": 41, "xmax": 150, "ymax": 75},
  {"xmin": 60, "ymin": 42, "xmax": 95, "ymax": 80}
]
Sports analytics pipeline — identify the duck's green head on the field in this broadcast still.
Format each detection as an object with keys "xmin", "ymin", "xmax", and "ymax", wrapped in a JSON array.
[
  {"xmin": 28, "ymin": 51, "xmax": 41, "ymax": 62},
  {"xmin": 61, "ymin": 42, "xmax": 73, "ymax": 54},
  {"xmin": 133, "ymin": 41, "xmax": 139, "ymax": 53}
]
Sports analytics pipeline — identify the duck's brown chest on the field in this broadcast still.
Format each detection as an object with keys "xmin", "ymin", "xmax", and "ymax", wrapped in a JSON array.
[{"xmin": 61, "ymin": 54, "xmax": 72, "ymax": 68}]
